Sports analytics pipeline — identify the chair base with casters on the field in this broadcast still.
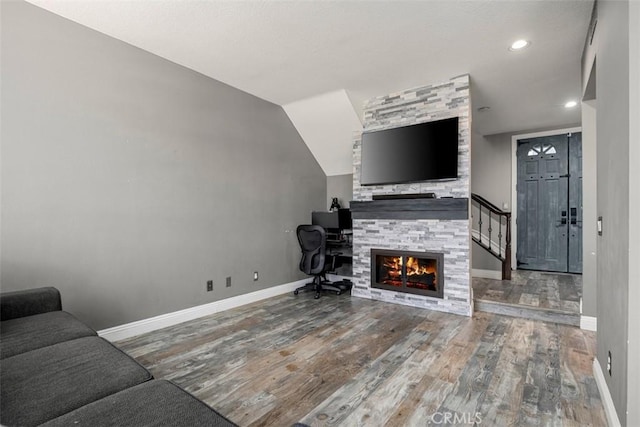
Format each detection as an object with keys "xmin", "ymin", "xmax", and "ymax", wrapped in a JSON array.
[{"xmin": 294, "ymin": 274, "xmax": 343, "ymax": 299}]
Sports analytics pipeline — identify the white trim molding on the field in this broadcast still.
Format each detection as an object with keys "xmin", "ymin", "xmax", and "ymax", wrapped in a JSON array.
[
  {"xmin": 580, "ymin": 315, "xmax": 598, "ymax": 331},
  {"xmin": 98, "ymin": 279, "xmax": 310, "ymax": 342},
  {"xmin": 471, "ymin": 269, "xmax": 502, "ymax": 280},
  {"xmin": 593, "ymin": 358, "xmax": 622, "ymax": 427}
]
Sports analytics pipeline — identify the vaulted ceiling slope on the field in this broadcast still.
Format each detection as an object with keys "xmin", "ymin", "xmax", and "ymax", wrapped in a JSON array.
[{"xmin": 25, "ymin": 0, "xmax": 593, "ymax": 175}]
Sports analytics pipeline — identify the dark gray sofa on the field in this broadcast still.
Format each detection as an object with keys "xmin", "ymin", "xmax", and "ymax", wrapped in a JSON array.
[{"xmin": 0, "ymin": 287, "xmax": 236, "ymax": 427}]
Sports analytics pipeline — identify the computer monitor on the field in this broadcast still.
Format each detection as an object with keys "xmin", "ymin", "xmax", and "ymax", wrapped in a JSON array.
[{"xmin": 312, "ymin": 211, "xmax": 339, "ymax": 229}]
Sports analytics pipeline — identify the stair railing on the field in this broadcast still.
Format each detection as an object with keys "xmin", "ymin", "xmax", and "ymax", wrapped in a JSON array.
[{"xmin": 471, "ymin": 193, "xmax": 512, "ymax": 280}]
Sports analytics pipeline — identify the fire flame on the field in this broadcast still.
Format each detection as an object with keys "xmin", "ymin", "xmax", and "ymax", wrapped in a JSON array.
[
  {"xmin": 405, "ymin": 257, "xmax": 435, "ymax": 276},
  {"xmin": 383, "ymin": 257, "xmax": 403, "ymax": 277},
  {"xmin": 383, "ymin": 256, "xmax": 436, "ymax": 277}
]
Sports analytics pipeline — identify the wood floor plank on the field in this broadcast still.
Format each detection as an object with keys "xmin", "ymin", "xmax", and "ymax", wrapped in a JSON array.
[
  {"xmin": 285, "ymin": 309, "xmax": 431, "ymax": 426},
  {"xmin": 384, "ymin": 313, "xmax": 479, "ymax": 426},
  {"xmin": 519, "ymin": 293, "xmax": 539, "ymax": 306},
  {"xmin": 299, "ymin": 328, "xmax": 431, "ymax": 426},
  {"xmin": 477, "ymin": 317, "xmax": 535, "ymax": 426},
  {"xmin": 402, "ymin": 378, "xmax": 455, "ymax": 427},
  {"xmin": 558, "ymin": 326, "xmax": 607, "ymax": 426},
  {"xmin": 198, "ymin": 303, "xmax": 380, "ymax": 408},
  {"xmin": 116, "ymin": 289, "xmax": 606, "ymax": 427},
  {"xmin": 434, "ymin": 315, "xmax": 509, "ymax": 417},
  {"xmin": 329, "ymin": 314, "xmax": 467, "ymax": 425},
  {"xmin": 516, "ymin": 321, "xmax": 564, "ymax": 426},
  {"xmin": 393, "ymin": 313, "xmax": 495, "ymax": 426},
  {"xmin": 225, "ymin": 301, "xmax": 427, "ymax": 427}
]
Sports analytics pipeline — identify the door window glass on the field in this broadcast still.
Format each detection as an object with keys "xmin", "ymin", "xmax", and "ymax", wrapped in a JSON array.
[{"xmin": 528, "ymin": 143, "xmax": 556, "ymax": 157}]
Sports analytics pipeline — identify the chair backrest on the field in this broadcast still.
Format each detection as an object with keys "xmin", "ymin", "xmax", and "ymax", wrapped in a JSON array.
[{"xmin": 296, "ymin": 225, "xmax": 327, "ymax": 275}]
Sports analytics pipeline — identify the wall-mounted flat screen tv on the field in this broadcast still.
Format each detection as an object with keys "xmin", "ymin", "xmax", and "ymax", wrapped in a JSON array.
[{"xmin": 360, "ymin": 117, "xmax": 459, "ymax": 186}]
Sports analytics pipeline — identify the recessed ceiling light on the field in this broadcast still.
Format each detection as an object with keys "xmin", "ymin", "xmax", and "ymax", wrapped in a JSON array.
[
  {"xmin": 509, "ymin": 39, "xmax": 530, "ymax": 51},
  {"xmin": 477, "ymin": 106, "xmax": 491, "ymax": 112},
  {"xmin": 564, "ymin": 100, "xmax": 578, "ymax": 108}
]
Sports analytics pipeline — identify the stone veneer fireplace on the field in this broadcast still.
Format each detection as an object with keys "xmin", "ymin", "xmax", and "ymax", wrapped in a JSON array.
[{"xmin": 350, "ymin": 75, "xmax": 472, "ymax": 316}]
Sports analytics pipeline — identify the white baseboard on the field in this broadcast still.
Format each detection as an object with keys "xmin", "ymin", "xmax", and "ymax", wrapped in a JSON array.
[
  {"xmin": 98, "ymin": 279, "xmax": 310, "ymax": 342},
  {"xmin": 580, "ymin": 315, "xmax": 598, "ymax": 331},
  {"xmin": 593, "ymin": 358, "xmax": 622, "ymax": 427},
  {"xmin": 471, "ymin": 269, "xmax": 502, "ymax": 280}
]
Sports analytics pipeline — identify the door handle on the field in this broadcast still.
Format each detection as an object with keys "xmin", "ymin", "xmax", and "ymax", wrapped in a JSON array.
[
  {"xmin": 559, "ymin": 210, "xmax": 567, "ymax": 225},
  {"xmin": 570, "ymin": 207, "xmax": 577, "ymax": 225}
]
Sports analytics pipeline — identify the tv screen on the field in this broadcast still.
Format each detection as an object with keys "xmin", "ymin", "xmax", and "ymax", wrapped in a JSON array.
[{"xmin": 360, "ymin": 117, "xmax": 459, "ymax": 186}]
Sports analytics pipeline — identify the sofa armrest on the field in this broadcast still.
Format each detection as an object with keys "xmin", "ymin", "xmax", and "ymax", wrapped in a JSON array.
[{"xmin": 0, "ymin": 287, "xmax": 62, "ymax": 321}]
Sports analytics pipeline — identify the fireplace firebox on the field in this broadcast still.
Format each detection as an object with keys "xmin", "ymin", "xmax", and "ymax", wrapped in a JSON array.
[{"xmin": 371, "ymin": 249, "xmax": 444, "ymax": 299}]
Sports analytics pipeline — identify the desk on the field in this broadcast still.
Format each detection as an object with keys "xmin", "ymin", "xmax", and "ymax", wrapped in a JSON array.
[{"xmin": 311, "ymin": 210, "xmax": 353, "ymax": 276}]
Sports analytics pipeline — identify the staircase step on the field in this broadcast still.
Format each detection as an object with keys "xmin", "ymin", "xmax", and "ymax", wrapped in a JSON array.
[{"xmin": 474, "ymin": 299, "xmax": 580, "ymax": 327}]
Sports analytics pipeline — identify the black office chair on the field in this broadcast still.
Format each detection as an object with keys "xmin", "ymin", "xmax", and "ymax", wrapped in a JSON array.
[{"xmin": 294, "ymin": 224, "xmax": 343, "ymax": 299}]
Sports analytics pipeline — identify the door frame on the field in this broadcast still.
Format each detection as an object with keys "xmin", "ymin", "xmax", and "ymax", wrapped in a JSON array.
[{"xmin": 510, "ymin": 126, "xmax": 582, "ymax": 270}]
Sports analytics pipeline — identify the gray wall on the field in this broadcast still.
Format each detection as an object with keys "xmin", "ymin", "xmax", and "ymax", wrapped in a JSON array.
[
  {"xmin": 0, "ymin": 1, "xmax": 327, "ymax": 330},
  {"xmin": 582, "ymin": 0, "xmax": 632, "ymax": 423},
  {"xmin": 327, "ymin": 174, "xmax": 353, "ymax": 209},
  {"xmin": 470, "ymin": 131, "xmax": 512, "ymax": 272},
  {"xmin": 470, "ymin": 131, "xmax": 512, "ymax": 211},
  {"xmin": 627, "ymin": 1, "xmax": 640, "ymax": 422}
]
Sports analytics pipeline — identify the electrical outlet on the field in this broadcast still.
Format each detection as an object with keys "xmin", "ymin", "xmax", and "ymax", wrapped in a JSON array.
[
  {"xmin": 608, "ymin": 351, "xmax": 612, "ymax": 376},
  {"xmin": 253, "ymin": 271, "xmax": 259, "ymax": 281},
  {"xmin": 206, "ymin": 280, "xmax": 213, "ymax": 292},
  {"xmin": 226, "ymin": 276, "xmax": 231, "ymax": 287}
]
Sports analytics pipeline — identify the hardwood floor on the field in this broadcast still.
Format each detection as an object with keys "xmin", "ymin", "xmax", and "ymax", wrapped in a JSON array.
[
  {"xmin": 116, "ymin": 293, "xmax": 605, "ymax": 426},
  {"xmin": 472, "ymin": 271, "xmax": 582, "ymax": 326},
  {"xmin": 473, "ymin": 271, "xmax": 581, "ymax": 312}
]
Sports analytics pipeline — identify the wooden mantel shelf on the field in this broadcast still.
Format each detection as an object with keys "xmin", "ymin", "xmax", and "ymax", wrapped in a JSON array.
[{"xmin": 350, "ymin": 198, "xmax": 469, "ymax": 220}]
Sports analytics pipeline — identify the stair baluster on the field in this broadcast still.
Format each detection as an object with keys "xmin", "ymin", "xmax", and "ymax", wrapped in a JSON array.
[{"xmin": 471, "ymin": 193, "xmax": 512, "ymax": 280}]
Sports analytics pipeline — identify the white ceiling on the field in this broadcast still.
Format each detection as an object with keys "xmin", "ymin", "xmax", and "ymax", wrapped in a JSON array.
[{"xmin": 25, "ymin": 0, "xmax": 593, "ymax": 176}]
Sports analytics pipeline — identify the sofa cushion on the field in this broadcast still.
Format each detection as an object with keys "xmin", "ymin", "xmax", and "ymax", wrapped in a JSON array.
[
  {"xmin": 0, "ymin": 287, "xmax": 62, "ymax": 321},
  {"xmin": 41, "ymin": 379, "xmax": 237, "ymax": 427},
  {"xmin": 0, "ymin": 311, "xmax": 97, "ymax": 359},
  {"xmin": 0, "ymin": 336, "xmax": 152, "ymax": 426}
]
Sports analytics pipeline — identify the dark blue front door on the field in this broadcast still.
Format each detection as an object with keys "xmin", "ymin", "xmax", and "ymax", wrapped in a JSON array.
[{"xmin": 516, "ymin": 133, "xmax": 582, "ymax": 273}]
